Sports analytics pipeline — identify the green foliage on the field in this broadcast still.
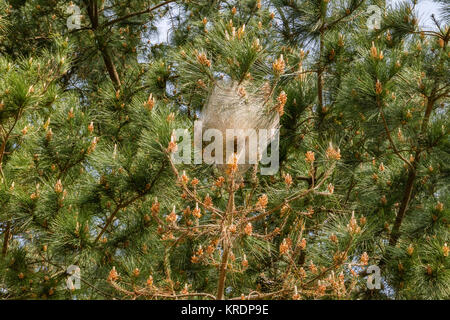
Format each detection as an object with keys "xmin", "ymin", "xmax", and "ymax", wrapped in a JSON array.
[{"xmin": 0, "ymin": 0, "xmax": 448, "ymax": 300}]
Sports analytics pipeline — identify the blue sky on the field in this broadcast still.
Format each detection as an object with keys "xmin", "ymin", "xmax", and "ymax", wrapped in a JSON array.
[{"xmin": 391, "ymin": 0, "xmax": 442, "ymax": 28}]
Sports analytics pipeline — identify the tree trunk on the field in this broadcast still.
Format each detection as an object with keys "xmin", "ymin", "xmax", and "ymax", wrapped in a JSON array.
[
  {"xmin": 216, "ymin": 181, "xmax": 235, "ymax": 300},
  {"xmin": 388, "ymin": 97, "xmax": 435, "ymax": 246},
  {"xmin": 389, "ymin": 168, "xmax": 416, "ymax": 246},
  {"xmin": 2, "ymin": 221, "xmax": 11, "ymax": 257}
]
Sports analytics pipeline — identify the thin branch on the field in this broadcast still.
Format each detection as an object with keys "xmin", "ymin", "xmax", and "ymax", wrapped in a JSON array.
[
  {"xmin": 94, "ymin": 162, "xmax": 166, "ymax": 243},
  {"xmin": 101, "ymin": 0, "xmax": 177, "ymax": 28},
  {"xmin": 377, "ymin": 95, "xmax": 414, "ymax": 171}
]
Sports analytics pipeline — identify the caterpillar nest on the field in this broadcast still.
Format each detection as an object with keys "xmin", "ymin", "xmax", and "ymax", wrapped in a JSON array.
[{"xmin": 200, "ymin": 80, "xmax": 280, "ymax": 175}]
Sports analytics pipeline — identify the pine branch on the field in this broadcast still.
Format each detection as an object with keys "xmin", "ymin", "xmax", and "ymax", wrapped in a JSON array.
[
  {"xmin": 377, "ymin": 95, "xmax": 414, "ymax": 171},
  {"xmin": 84, "ymin": 0, "xmax": 121, "ymax": 88},
  {"xmin": 94, "ymin": 161, "xmax": 167, "ymax": 243},
  {"xmin": 389, "ymin": 95, "xmax": 438, "ymax": 246},
  {"xmin": 101, "ymin": 0, "xmax": 177, "ymax": 28}
]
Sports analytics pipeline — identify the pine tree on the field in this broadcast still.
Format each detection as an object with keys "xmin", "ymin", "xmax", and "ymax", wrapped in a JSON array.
[{"xmin": 0, "ymin": 0, "xmax": 448, "ymax": 300}]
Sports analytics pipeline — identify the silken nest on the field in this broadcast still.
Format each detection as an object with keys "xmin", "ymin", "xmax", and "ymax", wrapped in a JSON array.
[{"xmin": 199, "ymin": 79, "xmax": 282, "ymax": 176}]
